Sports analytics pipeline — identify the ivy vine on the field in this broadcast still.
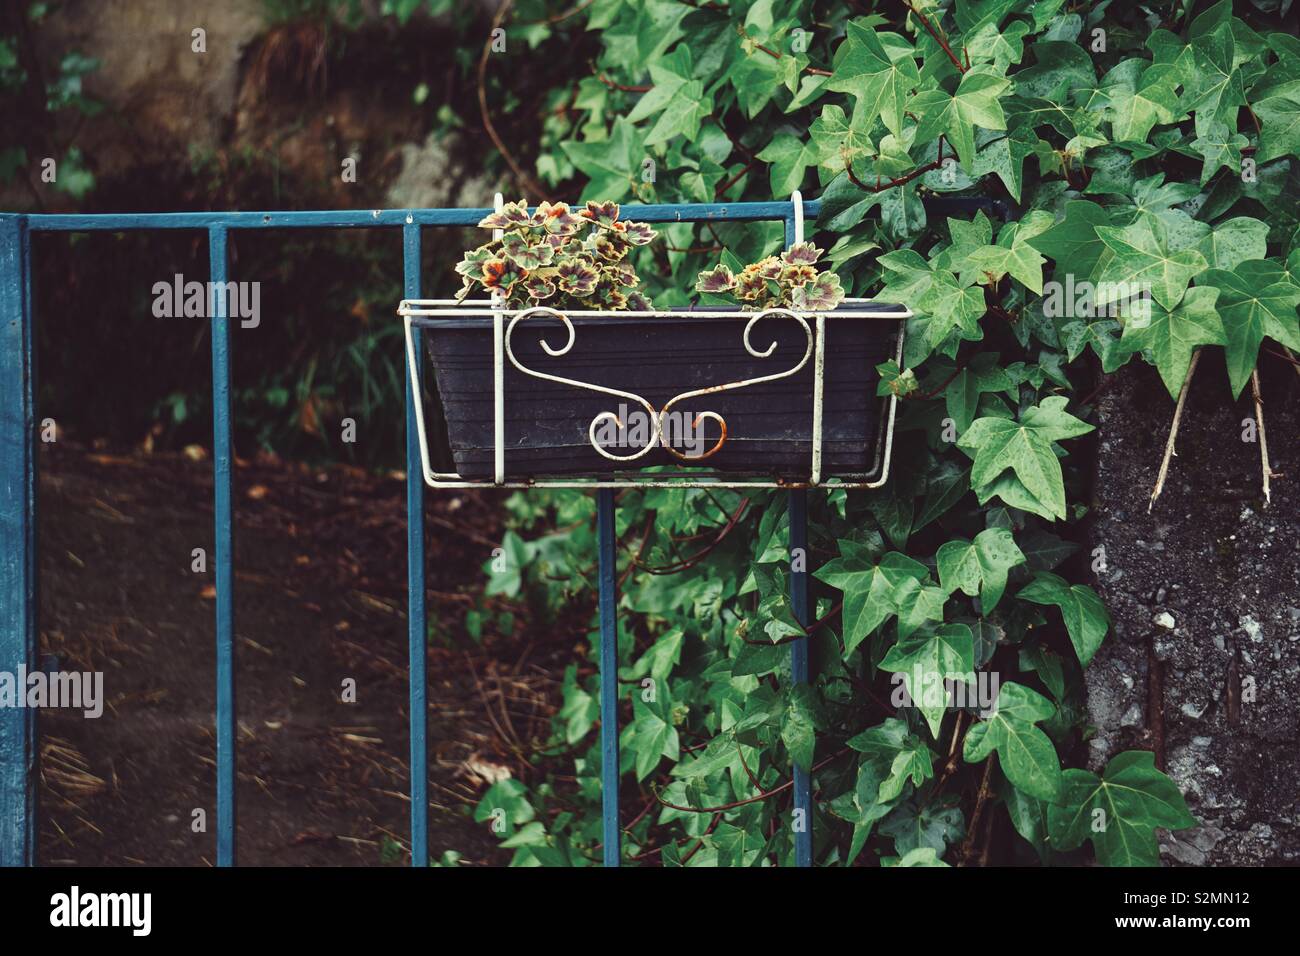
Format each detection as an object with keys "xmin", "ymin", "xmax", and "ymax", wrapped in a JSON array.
[{"xmin": 463, "ymin": 0, "xmax": 1299, "ymax": 867}]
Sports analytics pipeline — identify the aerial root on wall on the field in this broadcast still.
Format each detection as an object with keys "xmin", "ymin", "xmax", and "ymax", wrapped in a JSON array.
[
  {"xmin": 1250, "ymin": 369, "xmax": 1272, "ymax": 507},
  {"xmin": 1150, "ymin": 348, "xmax": 1202, "ymax": 512},
  {"xmin": 1151, "ymin": 349, "xmax": 1278, "ymax": 510}
]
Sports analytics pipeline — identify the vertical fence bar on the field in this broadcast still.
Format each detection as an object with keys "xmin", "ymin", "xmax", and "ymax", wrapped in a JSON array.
[
  {"xmin": 0, "ymin": 215, "xmax": 37, "ymax": 867},
  {"xmin": 596, "ymin": 487, "xmax": 620, "ymax": 866},
  {"xmin": 785, "ymin": 202, "xmax": 813, "ymax": 867},
  {"xmin": 403, "ymin": 222, "xmax": 429, "ymax": 867},
  {"xmin": 209, "ymin": 225, "xmax": 236, "ymax": 867},
  {"xmin": 788, "ymin": 489, "xmax": 812, "ymax": 867}
]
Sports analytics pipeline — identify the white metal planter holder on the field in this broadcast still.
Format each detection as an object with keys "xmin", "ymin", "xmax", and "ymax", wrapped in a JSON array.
[{"xmin": 398, "ymin": 191, "xmax": 911, "ymax": 490}]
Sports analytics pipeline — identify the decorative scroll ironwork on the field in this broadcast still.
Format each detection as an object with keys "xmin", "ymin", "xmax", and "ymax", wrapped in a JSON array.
[{"xmin": 503, "ymin": 306, "xmax": 814, "ymax": 462}]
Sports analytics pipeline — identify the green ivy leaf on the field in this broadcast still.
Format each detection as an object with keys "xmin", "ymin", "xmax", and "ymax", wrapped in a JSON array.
[
  {"xmin": 1047, "ymin": 750, "xmax": 1198, "ymax": 866},
  {"xmin": 880, "ymin": 622, "xmax": 976, "ymax": 737},
  {"xmin": 935, "ymin": 527, "xmax": 1026, "ymax": 612},
  {"xmin": 1252, "ymin": 80, "xmax": 1300, "ymax": 163},
  {"xmin": 561, "ymin": 117, "xmax": 646, "ymax": 201},
  {"xmin": 1117, "ymin": 284, "xmax": 1226, "ymax": 399},
  {"xmin": 943, "ymin": 353, "xmax": 1014, "ymax": 432},
  {"xmin": 1029, "ymin": 200, "xmax": 1114, "ymax": 277},
  {"xmin": 1100, "ymin": 59, "xmax": 1181, "ymax": 144},
  {"xmin": 814, "ymin": 544, "xmax": 928, "ymax": 654},
  {"xmin": 957, "ymin": 396, "xmax": 1094, "ymax": 520},
  {"xmin": 963, "ymin": 681, "xmax": 1062, "ymax": 801},
  {"xmin": 483, "ymin": 530, "xmax": 533, "ymax": 598},
  {"xmin": 1205, "ymin": 258, "xmax": 1300, "ymax": 397},
  {"xmin": 965, "ymin": 210, "xmax": 1054, "ymax": 293},
  {"xmin": 758, "ymin": 133, "xmax": 816, "ymax": 197},
  {"xmin": 1017, "ymin": 571, "xmax": 1110, "ymax": 666},
  {"xmin": 644, "ymin": 80, "xmax": 711, "ymax": 145},
  {"xmin": 474, "ymin": 778, "xmax": 535, "ymax": 829},
  {"xmin": 891, "ymin": 577, "xmax": 947, "ymax": 640},
  {"xmin": 1182, "ymin": 12, "xmax": 1244, "ymax": 136},
  {"xmin": 1000, "ymin": 774, "xmax": 1050, "ymax": 862},
  {"xmin": 781, "ymin": 684, "xmax": 819, "ymax": 772},
  {"xmin": 558, "ymin": 664, "xmax": 598, "ymax": 744},
  {"xmin": 1014, "ymin": 40, "xmax": 1094, "ymax": 101},
  {"xmin": 625, "ymin": 47, "xmax": 695, "ymax": 123},
  {"xmin": 816, "ymin": 171, "xmax": 887, "ymax": 231},
  {"xmin": 972, "ymin": 126, "xmax": 1039, "ymax": 202},
  {"xmin": 963, "ymin": 19, "xmax": 1029, "ymax": 72},
  {"xmin": 1093, "ymin": 212, "xmax": 1208, "ymax": 311},
  {"xmin": 807, "ymin": 103, "xmax": 875, "ymax": 173},
  {"xmin": 846, "ymin": 717, "xmax": 935, "ymax": 803},
  {"xmin": 879, "ymin": 249, "xmax": 986, "ymax": 356},
  {"xmin": 1195, "ymin": 216, "xmax": 1269, "ymax": 271},
  {"xmin": 826, "ymin": 21, "xmax": 919, "ymax": 139},
  {"xmin": 626, "ymin": 688, "xmax": 681, "ymax": 781},
  {"xmin": 708, "ymin": 820, "xmax": 766, "ymax": 866},
  {"xmin": 880, "ymin": 799, "xmax": 964, "ymax": 856},
  {"xmin": 911, "ymin": 68, "xmax": 1011, "ymax": 170},
  {"xmin": 1189, "ymin": 121, "xmax": 1249, "ymax": 184}
]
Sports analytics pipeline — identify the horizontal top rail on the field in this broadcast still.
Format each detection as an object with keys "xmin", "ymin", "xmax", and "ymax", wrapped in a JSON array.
[
  {"xmin": 399, "ymin": 303, "xmax": 910, "ymax": 320},
  {"xmin": 18, "ymin": 199, "xmax": 822, "ymax": 232}
]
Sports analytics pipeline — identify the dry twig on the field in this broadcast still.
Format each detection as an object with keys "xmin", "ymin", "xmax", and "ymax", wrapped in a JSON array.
[{"xmin": 478, "ymin": 0, "xmax": 552, "ymax": 201}]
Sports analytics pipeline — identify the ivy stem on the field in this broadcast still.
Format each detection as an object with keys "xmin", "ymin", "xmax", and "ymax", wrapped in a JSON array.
[
  {"xmin": 903, "ymin": 0, "xmax": 967, "ymax": 74},
  {"xmin": 619, "ymin": 516, "xmax": 654, "ymax": 587},
  {"xmin": 957, "ymin": 757, "xmax": 994, "ymax": 865},
  {"xmin": 741, "ymin": 25, "xmax": 834, "ymax": 76},
  {"xmin": 519, "ymin": 0, "xmax": 595, "ymax": 25},
  {"xmin": 630, "ymin": 497, "xmax": 750, "ymax": 574},
  {"xmin": 843, "ymin": 135, "xmax": 950, "ymax": 194},
  {"xmin": 716, "ymin": 158, "xmax": 759, "ymax": 198},
  {"xmin": 736, "ymin": 739, "xmax": 764, "ymax": 791},
  {"xmin": 652, "ymin": 747, "xmax": 850, "ymax": 813},
  {"xmin": 595, "ymin": 70, "xmax": 651, "ymax": 93},
  {"xmin": 1276, "ymin": 345, "xmax": 1300, "ymax": 379},
  {"xmin": 478, "ymin": 0, "xmax": 554, "ymax": 201}
]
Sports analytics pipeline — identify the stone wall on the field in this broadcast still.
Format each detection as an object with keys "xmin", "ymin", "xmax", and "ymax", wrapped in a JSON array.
[
  {"xmin": 19, "ymin": 0, "xmax": 492, "ymax": 210},
  {"xmin": 1088, "ymin": 354, "xmax": 1300, "ymax": 865},
  {"xmin": 36, "ymin": 0, "xmax": 265, "ymax": 178}
]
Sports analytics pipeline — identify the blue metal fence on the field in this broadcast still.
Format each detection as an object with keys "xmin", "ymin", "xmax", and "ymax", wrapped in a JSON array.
[{"xmin": 0, "ymin": 198, "xmax": 822, "ymax": 867}]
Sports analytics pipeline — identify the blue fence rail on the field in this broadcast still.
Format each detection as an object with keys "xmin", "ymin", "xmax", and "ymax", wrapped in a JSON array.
[{"xmin": 0, "ymin": 199, "xmax": 822, "ymax": 867}]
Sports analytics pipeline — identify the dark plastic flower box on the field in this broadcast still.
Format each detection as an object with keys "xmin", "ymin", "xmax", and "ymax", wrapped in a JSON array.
[{"xmin": 411, "ymin": 303, "xmax": 905, "ymax": 481}]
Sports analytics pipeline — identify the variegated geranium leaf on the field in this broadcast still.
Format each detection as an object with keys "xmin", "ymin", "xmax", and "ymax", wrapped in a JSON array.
[
  {"xmin": 477, "ymin": 200, "xmax": 532, "ymax": 232},
  {"xmin": 695, "ymin": 264, "xmax": 735, "ymax": 294},
  {"xmin": 782, "ymin": 241, "xmax": 824, "ymax": 266},
  {"xmin": 791, "ymin": 271, "xmax": 844, "ymax": 311}
]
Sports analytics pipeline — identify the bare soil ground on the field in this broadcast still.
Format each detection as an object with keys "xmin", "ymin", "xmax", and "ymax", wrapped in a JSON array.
[{"xmin": 36, "ymin": 441, "xmax": 560, "ymax": 866}]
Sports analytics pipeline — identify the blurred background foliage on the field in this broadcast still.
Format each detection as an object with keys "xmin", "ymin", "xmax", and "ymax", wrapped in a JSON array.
[{"xmin": 2, "ymin": 0, "xmax": 601, "ymax": 465}]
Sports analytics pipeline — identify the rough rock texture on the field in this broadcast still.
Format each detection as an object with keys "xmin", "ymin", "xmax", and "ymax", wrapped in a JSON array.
[
  {"xmin": 1088, "ymin": 353, "xmax": 1300, "ymax": 865},
  {"xmin": 24, "ymin": 0, "xmax": 492, "ymax": 209},
  {"xmin": 40, "ymin": 0, "xmax": 266, "ymax": 175},
  {"xmin": 385, "ymin": 129, "xmax": 494, "ymax": 212}
]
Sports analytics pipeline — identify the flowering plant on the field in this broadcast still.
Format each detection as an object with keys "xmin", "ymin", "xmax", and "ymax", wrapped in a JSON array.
[
  {"xmin": 694, "ymin": 242, "xmax": 844, "ymax": 311},
  {"xmin": 455, "ymin": 199, "xmax": 655, "ymax": 310}
]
